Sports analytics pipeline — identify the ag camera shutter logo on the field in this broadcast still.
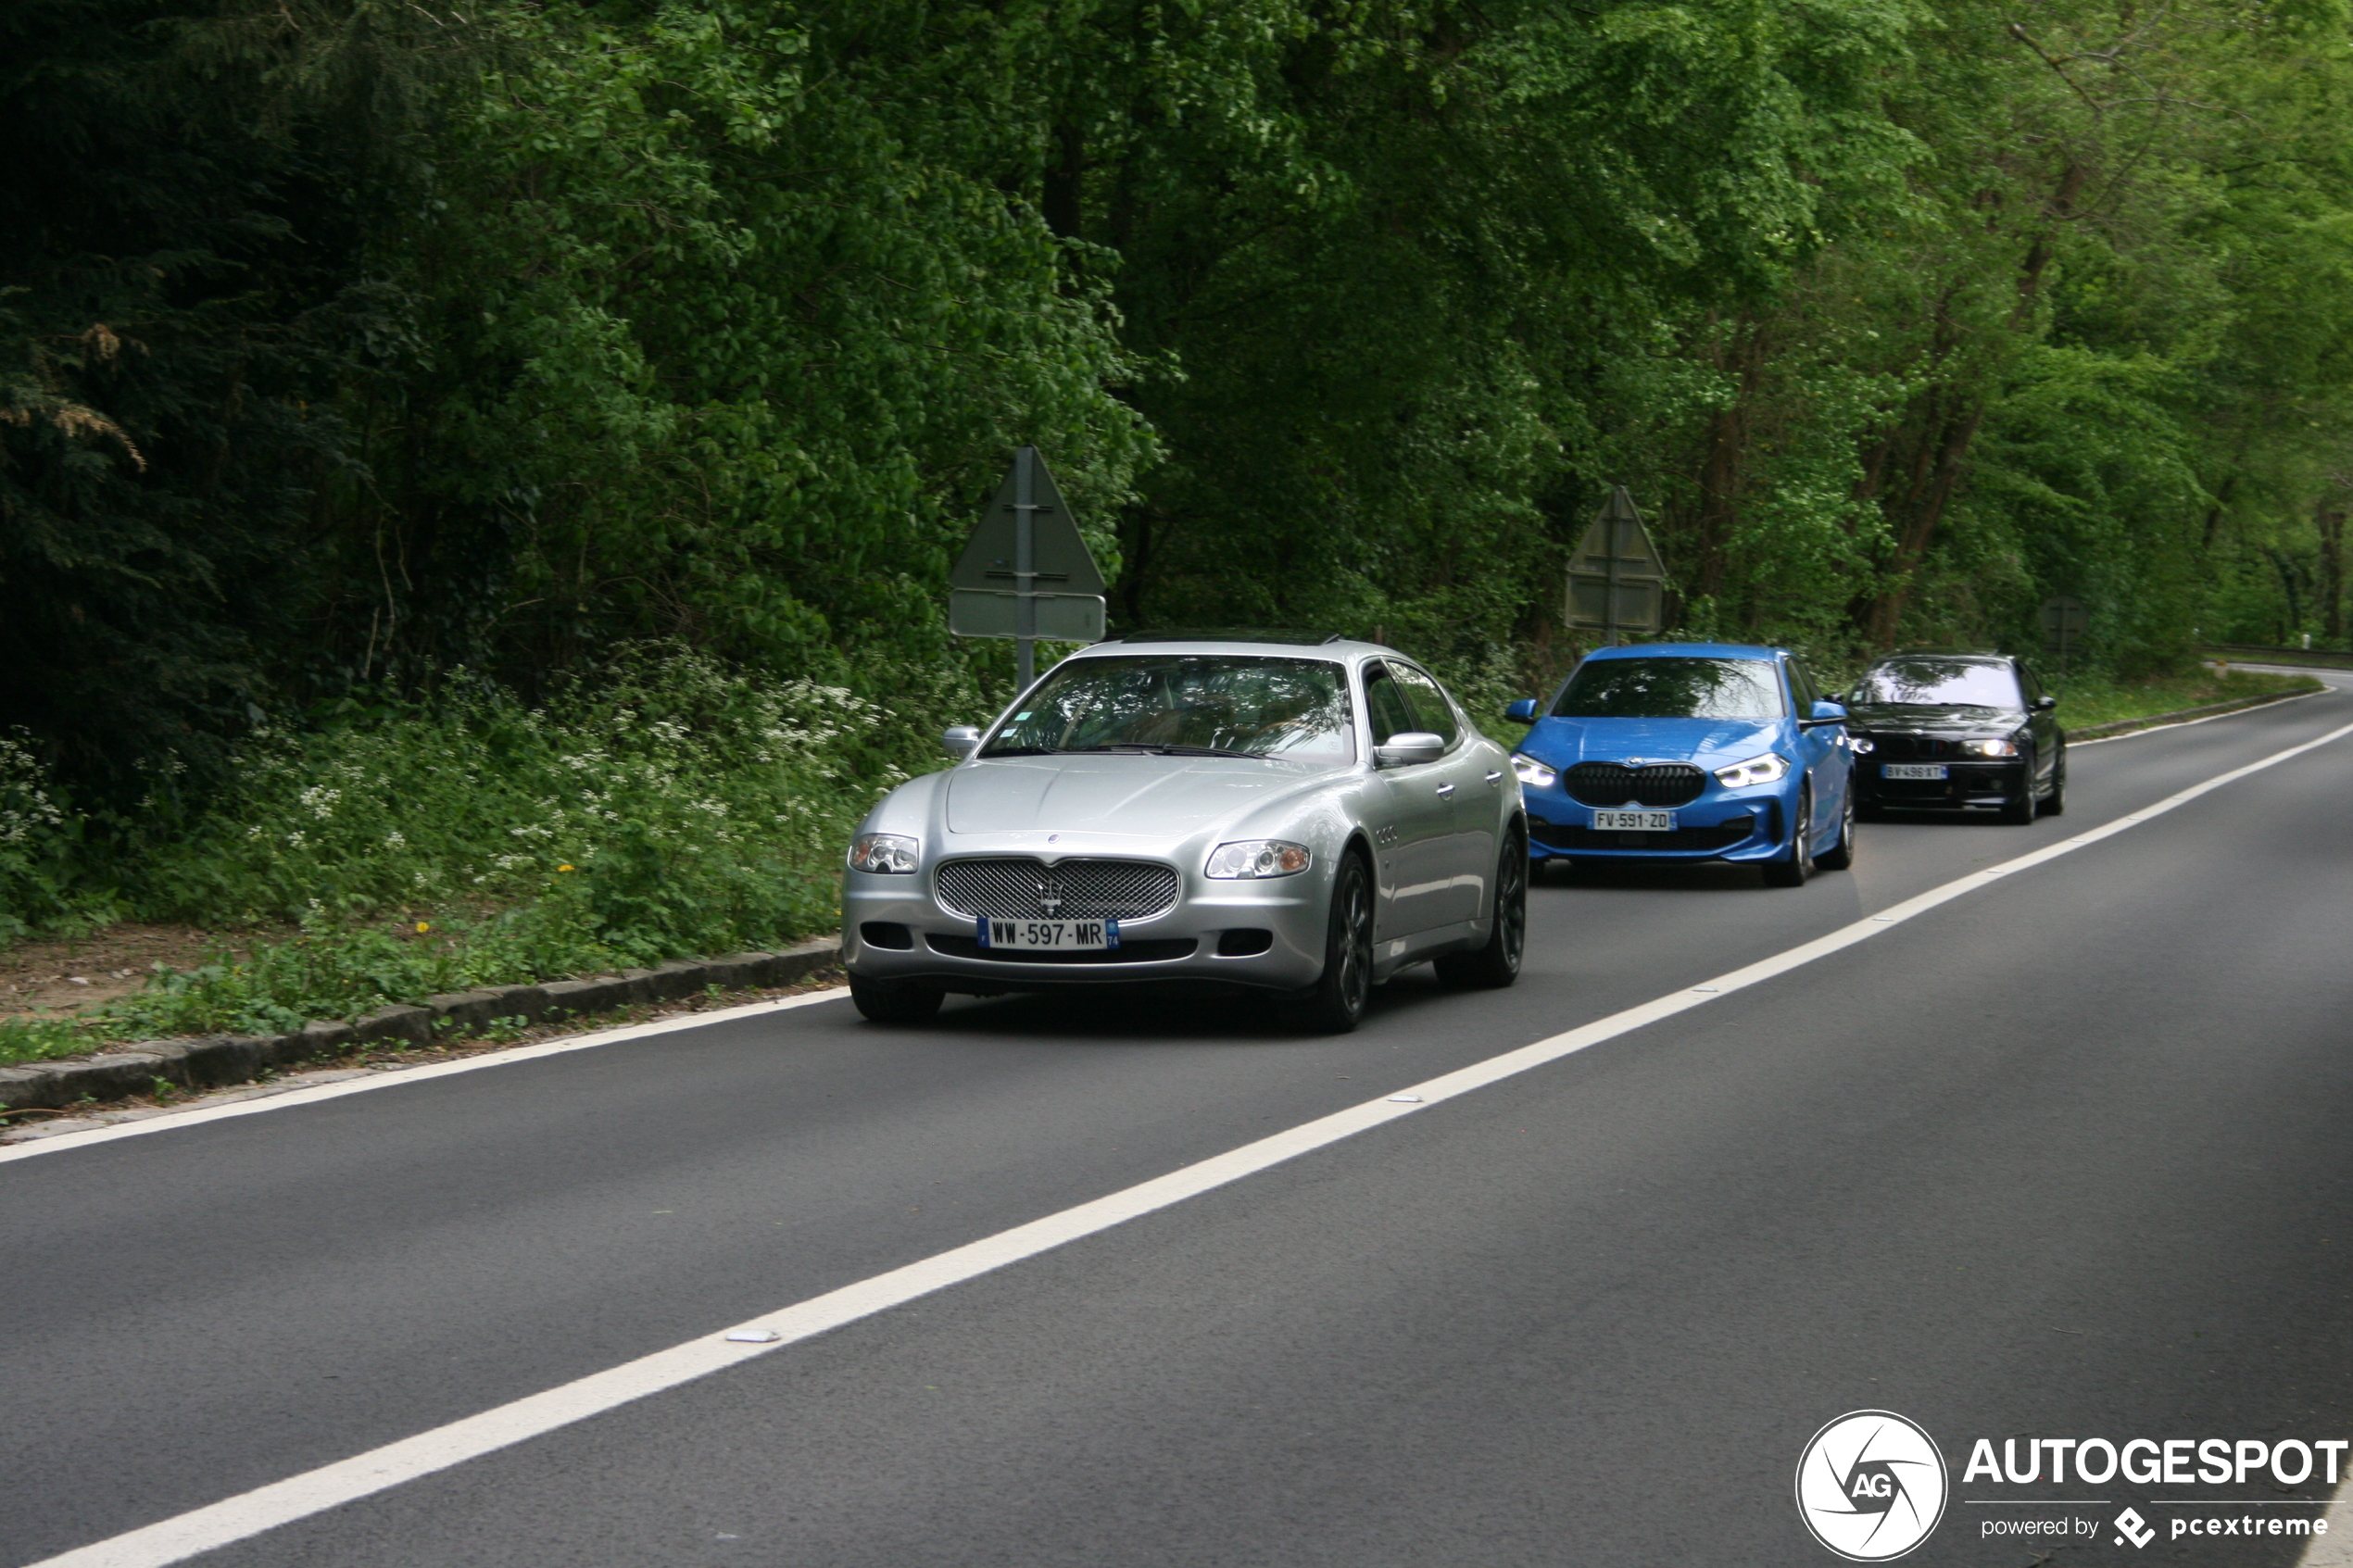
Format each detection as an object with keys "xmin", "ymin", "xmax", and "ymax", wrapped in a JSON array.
[{"xmin": 1795, "ymin": 1410, "xmax": 1949, "ymax": 1561}]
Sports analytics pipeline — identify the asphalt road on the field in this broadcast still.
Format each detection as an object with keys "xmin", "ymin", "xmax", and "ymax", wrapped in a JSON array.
[{"xmin": 6, "ymin": 682, "xmax": 2352, "ymax": 1568}]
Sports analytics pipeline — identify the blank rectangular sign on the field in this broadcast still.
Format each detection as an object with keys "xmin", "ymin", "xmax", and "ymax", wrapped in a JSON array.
[
  {"xmin": 1566, "ymin": 575, "xmax": 1658, "ymax": 633},
  {"xmin": 948, "ymin": 590, "xmax": 1107, "ymax": 641}
]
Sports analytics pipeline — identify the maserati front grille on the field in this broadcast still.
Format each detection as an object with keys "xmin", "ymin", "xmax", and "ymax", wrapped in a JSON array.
[{"xmin": 934, "ymin": 858, "xmax": 1182, "ymax": 922}]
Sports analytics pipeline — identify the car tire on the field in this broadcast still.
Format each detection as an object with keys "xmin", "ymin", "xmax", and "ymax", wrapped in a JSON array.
[
  {"xmin": 1763, "ymin": 785, "xmax": 1814, "ymax": 887},
  {"xmin": 1285, "ymin": 851, "xmax": 1375, "ymax": 1034},
  {"xmin": 849, "ymin": 973, "xmax": 944, "ymax": 1024},
  {"xmin": 1436, "ymin": 828, "xmax": 1527, "ymax": 989},
  {"xmin": 1999, "ymin": 752, "xmax": 2037, "ymax": 823},
  {"xmin": 1816, "ymin": 788, "xmax": 1856, "ymax": 872},
  {"xmin": 2037, "ymin": 749, "xmax": 2067, "ymax": 817}
]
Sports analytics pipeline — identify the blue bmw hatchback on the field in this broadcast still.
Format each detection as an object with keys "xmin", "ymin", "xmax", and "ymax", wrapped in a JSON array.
[{"xmin": 1504, "ymin": 643, "xmax": 1856, "ymax": 887}]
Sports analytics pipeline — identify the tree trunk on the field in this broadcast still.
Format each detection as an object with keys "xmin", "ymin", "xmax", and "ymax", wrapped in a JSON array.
[{"xmin": 1851, "ymin": 166, "xmax": 2083, "ymax": 647}]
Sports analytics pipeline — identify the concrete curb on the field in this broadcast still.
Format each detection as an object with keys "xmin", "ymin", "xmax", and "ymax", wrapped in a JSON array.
[
  {"xmin": 2068, "ymin": 684, "xmax": 2328, "ymax": 743},
  {"xmin": 0, "ymin": 937, "xmax": 840, "ymax": 1115}
]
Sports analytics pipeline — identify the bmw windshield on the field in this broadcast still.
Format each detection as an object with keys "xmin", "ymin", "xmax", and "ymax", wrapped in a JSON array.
[
  {"xmin": 982, "ymin": 655, "xmax": 1356, "ymax": 764},
  {"xmin": 1551, "ymin": 657, "xmax": 1784, "ymax": 721},
  {"xmin": 1854, "ymin": 659, "xmax": 2020, "ymax": 709}
]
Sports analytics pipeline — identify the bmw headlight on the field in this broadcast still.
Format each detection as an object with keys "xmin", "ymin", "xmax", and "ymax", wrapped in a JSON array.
[
  {"xmin": 848, "ymin": 833, "xmax": 921, "ymax": 873},
  {"xmin": 1848, "ymin": 735, "xmax": 1876, "ymax": 755},
  {"xmin": 1510, "ymin": 751, "xmax": 1556, "ymax": 788},
  {"xmin": 1713, "ymin": 752, "xmax": 1791, "ymax": 789},
  {"xmin": 1206, "ymin": 840, "xmax": 1312, "ymax": 879},
  {"xmin": 1960, "ymin": 738, "xmax": 2020, "ymax": 757}
]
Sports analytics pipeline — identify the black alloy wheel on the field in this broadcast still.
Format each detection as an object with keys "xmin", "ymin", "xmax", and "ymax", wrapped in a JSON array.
[
  {"xmin": 1764, "ymin": 785, "xmax": 1814, "ymax": 887},
  {"xmin": 1436, "ymin": 829, "xmax": 1528, "ymax": 989},
  {"xmin": 1287, "ymin": 851, "xmax": 1375, "ymax": 1034},
  {"xmin": 1816, "ymin": 787, "xmax": 1856, "ymax": 872},
  {"xmin": 1999, "ymin": 749, "xmax": 2038, "ymax": 823},
  {"xmin": 849, "ymin": 972, "xmax": 945, "ymax": 1024},
  {"xmin": 2038, "ymin": 749, "xmax": 2068, "ymax": 817}
]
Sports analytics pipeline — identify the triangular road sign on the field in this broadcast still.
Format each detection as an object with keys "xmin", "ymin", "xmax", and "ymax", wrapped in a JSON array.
[
  {"xmin": 950, "ymin": 448, "xmax": 1105, "ymax": 596},
  {"xmin": 1565, "ymin": 485, "xmax": 1666, "ymax": 642}
]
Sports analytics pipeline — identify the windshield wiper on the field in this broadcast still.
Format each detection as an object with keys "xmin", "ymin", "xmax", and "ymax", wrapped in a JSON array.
[
  {"xmin": 1066, "ymin": 743, "xmax": 1260, "ymax": 759},
  {"xmin": 978, "ymin": 745, "xmax": 1067, "ymax": 757}
]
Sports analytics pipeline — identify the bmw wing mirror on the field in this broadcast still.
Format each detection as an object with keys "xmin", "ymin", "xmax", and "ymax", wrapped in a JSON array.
[
  {"xmin": 1504, "ymin": 697, "xmax": 1540, "ymax": 723},
  {"xmin": 942, "ymin": 724, "xmax": 981, "ymax": 759},
  {"xmin": 1802, "ymin": 700, "xmax": 1848, "ymax": 728},
  {"xmin": 1374, "ymin": 732, "xmax": 1446, "ymax": 768}
]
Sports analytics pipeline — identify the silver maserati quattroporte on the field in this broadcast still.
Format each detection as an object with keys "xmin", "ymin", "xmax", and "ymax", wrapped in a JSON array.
[{"xmin": 840, "ymin": 634, "xmax": 1529, "ymax": 1032}]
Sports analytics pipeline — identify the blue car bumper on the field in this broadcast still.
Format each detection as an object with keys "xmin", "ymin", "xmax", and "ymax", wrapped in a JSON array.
[{"xmin": 1524, "ymin": 790, "xmax": 1791, "ymax": 862}]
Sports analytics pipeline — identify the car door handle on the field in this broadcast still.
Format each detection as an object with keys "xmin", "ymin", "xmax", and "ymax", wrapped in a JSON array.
[
  {"xmin": 1435, "ymin": 783, "xmax": 1456, "ymax": 797},
  {"xmin": 1484, "ymin": 771, "xmax": 1504, "ymax": 784}
]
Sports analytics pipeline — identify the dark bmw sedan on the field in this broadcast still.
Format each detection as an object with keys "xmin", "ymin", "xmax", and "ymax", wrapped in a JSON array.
[{"xmin": 1845, "ymin": 651, "xmax": 2066, "ymax": 822}]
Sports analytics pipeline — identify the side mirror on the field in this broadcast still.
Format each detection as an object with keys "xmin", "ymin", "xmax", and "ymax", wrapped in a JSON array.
[
  {"xmin": 942, "ymin": 725, "xmax": 981, "ymax": 759},
  {"xmin": 1801, "ymin": 700, "xmax": 1848, "ymax": 728},
  {"xmin": 2034, "ymin": 694, "xmax": 2057, "ymax": 710},
  {"xmin": 1375, "ymin": 731, "xmax": 1447, "ymax": 768},
  {"xmin": 1504, "ymin": 697, "xmax": 1540, "ymax": 723}
]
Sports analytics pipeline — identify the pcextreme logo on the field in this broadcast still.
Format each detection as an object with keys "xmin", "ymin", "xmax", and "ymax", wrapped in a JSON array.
[{"xmin": 1796, "ymin": 1410, "xmax": 1950, "ymax": 1561}]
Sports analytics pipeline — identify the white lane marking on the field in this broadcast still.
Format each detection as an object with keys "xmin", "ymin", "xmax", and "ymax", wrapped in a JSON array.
[
  {"xmin": 2297, "ymin": 1484, "xmax": 2353, "ymax": 1566},
  {"xmin": 25, "ymin": 718, "xmax": 2353, "ymax": 1568},
  {"xmin": 0, "ymin": 988, "xmax": 849, "ymax": 1165}
]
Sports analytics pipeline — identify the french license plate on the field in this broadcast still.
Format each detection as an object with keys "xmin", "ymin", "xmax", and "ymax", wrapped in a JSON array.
[
  {"xmin": 975, "ymin": 917, "xmax": 1120, "ymax": 951},
  {"xmin": 1592, "ymin": 809, "xmax": 1675, "ymax": 832},
  {"xmin": 1883, "ymin": 763, "xmax": 1948, "ymax": 781}
]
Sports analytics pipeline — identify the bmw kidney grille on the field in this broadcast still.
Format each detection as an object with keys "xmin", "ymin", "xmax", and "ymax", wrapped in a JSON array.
[{"xmin": 1562, "ymin": 761, "xmax": 1707, "ymax": 808}]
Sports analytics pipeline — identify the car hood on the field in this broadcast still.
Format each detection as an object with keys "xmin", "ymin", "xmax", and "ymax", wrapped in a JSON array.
[
  {"xmin": 945, "ymin": 754, "xmax": 1337, "ymax": 835},
  {"xmin": 1848, "ymin": 703, "xmax": 2023, "ymax": 735},
  {"xmin": 1519, "ymin": 715, "xmax": 1784, "ymax": 768}
]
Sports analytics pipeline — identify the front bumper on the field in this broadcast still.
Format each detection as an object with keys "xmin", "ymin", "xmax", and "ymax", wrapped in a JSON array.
[
  {"xmin": 1523, "ymin": 787, "xmax": 1787, "ymax": 862},
  {"xmin": 842, "ymin": 856, "xmax": 1330, "ymax": 994},
  {"xmin": 1856, "ymin": 757, "xmax": 2026, "ymax": 808}
]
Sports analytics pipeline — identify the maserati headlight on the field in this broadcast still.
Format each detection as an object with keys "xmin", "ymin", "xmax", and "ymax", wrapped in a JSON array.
[
  {"xmin": 1960, "ymin": 738, "xmax": 2020, "ymax": 757},
  {"xmin": 1713, "ymin": 752, "xmax": 1791, "ymax": 789},
  {"xmin": 1206, "ymin": 839, "xmax": 1312, "ymax": 879},
  {"xmin": 848, "ymin": 833, "xmax": 921, "ymax": 873},
  {"xmin": 1510, "ymin": 751, "xmax": 1556, "ymax": 788}
]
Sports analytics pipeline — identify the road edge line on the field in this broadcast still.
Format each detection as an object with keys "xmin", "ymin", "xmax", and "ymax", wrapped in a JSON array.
[{"xmin": 0, "ymin": 988, "xmax": 849, "ymax": 1166}]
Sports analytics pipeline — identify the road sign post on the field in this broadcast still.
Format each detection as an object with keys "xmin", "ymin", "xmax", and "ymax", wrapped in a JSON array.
[
  {"xmin": 950, "ymin": 446, "xmax": 1107, "ymax": 687},
  {"xmin": 1566, "ymin": 486, "xmax": 1666, "ymax": 646}
]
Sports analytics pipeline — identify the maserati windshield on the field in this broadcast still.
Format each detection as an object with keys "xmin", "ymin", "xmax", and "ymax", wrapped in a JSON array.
[
  {"xmin": 1551, "ymin": 657, "xmax": 1784, "ymax": 721},
  {"xmin": 983, "ymin": 655, "xmax": 1356, "ymax": 764}
]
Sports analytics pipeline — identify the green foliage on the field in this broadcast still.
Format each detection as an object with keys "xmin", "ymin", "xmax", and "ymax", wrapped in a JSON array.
[
  {"xmin": 0, "ymin": 1013, "xmax": 93, "ymax": 1070},
  {"xmin": 7, "ymin": 0, "xmax": 2353, "ymax": 987},
  {"xmin": 141, "ymin": 649, "xmax": 929, "ymax": 954}
]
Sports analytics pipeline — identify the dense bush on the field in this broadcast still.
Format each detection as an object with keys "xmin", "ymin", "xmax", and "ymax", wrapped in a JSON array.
[{"xmin": 0, "ymin": 649, "xmax": 1011, "ymax": 1047}]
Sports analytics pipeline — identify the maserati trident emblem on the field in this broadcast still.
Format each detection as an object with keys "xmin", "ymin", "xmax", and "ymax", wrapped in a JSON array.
[{"xmin": 1037, "ymin": 872, "xmax": 1063, "ymax": 916}]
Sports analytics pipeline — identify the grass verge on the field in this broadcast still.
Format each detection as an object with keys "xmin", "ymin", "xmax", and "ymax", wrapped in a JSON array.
[{"xmin": 2050, "ymin": 667, "xmax": 2324, "ymax": 730}]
